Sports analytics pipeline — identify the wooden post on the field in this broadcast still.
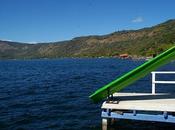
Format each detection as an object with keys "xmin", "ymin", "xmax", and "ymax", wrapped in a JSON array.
[
  {"xmin": 110, "ymin": 118, "xmax": 115, "ymax": 125},
  {"xmin": 102, "ymin": 118, "xmax": 108, "ymax": 130}
]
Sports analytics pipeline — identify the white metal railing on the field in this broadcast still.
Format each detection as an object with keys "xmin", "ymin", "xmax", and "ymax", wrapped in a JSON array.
[{"xmin": 151, "ymin": 71, "xmax": 175, "ymax": 94}]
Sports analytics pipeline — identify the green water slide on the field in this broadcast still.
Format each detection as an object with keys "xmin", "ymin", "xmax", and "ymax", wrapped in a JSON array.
[{"xmin": 89, "ymin": 46, "xmax": 175, "ymax": 103}]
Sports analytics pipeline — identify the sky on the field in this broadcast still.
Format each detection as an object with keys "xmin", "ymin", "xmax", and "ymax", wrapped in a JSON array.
[{"xmin": 0, "ymin": 0, "xmax": 175, "ymax": 43}]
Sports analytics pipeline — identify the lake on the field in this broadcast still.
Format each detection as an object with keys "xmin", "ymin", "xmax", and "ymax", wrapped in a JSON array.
[{"xmin": 0, "ymin": 58, "xmax": 175, "ymax": 130}]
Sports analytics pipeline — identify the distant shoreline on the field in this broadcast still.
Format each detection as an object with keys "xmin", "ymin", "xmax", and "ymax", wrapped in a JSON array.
[{"xmin": 0, "ymin": 56, "xmax": 149, "ymax": 61}]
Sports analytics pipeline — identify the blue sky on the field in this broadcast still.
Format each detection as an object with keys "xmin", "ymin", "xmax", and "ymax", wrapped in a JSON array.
[{"xmin": 0, "ymin": 0, "xmax": 175, "ymax": 43}]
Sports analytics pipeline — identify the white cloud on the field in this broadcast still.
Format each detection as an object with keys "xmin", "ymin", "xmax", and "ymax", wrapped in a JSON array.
[{"xmin": 132, "ymin": 17, "xmax": 144, "ymax": 23}]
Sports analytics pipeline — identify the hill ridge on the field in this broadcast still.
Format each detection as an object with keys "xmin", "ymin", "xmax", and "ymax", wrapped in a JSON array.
[{"xmin": 0, "ymin": 19, "xmax": 175, "ymax": 59}]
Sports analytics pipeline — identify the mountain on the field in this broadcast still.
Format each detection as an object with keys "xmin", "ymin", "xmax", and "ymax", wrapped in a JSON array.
[{"xmin": 0, "ymin": 19, "xmax": 175, "ymax": 59}]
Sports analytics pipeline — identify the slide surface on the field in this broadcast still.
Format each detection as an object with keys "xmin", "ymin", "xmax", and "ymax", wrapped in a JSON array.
[{"xmin": 89, "ymin": 46, "xmax": 175, "ymax": 103}]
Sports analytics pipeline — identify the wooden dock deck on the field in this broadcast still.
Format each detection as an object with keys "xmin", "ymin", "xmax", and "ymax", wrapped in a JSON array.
[
  {"xmin": 101, "ymin": 92, "xmax": 175, "ymax": 130},
  {"xmin": 102, "ymin": 92, "xmax": 175, "ymax": 112}
]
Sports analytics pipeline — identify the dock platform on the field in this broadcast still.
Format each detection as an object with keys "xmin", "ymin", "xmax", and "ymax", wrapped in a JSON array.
[{"xmin": 101, "ymin": 92, "xmax": 175, "ymax": 130}]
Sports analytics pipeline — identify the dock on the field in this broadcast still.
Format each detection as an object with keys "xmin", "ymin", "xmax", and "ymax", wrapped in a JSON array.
[
  {"xmin": 101, "ymin": 71, "xmax": 175, "ymax": 130},
  {"xmin": 101, "ymin": 92, "xmax": 175, "ymax": 130}
]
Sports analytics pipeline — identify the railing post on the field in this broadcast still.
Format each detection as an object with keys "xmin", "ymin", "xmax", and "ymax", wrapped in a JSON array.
[{"xmin": 152, "ymin": 72, "xmax": 156, "ymax": 94}]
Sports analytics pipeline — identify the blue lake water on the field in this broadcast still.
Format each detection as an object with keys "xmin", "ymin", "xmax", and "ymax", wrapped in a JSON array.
[{"xmin": 0, "ymin": 58, "xmax": 175, "ymax": 130}]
